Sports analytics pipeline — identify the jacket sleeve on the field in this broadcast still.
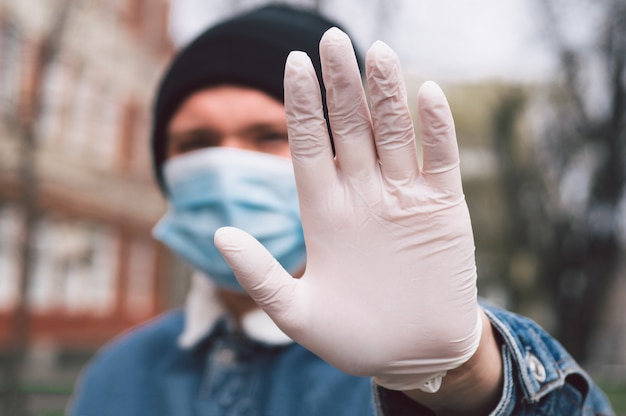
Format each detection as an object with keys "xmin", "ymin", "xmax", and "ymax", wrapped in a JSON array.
[{"xmin": 373, "ymin": 301, "xmax": 615, "ymax": 416}]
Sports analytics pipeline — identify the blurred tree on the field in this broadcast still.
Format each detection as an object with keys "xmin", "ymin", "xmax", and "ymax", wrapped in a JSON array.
[
  {"xmin": 491, "ymin": 0, "xmax": 626, "ymax": 363},
  {"xmin": 1, "ymin": 1, "xmax": 73, "ymax": 414}
]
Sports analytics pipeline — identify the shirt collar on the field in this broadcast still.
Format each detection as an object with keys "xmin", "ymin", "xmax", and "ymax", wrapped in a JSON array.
[{"xmin": 177, "ymin": 272, "xmax": 293, "ymax": 349}]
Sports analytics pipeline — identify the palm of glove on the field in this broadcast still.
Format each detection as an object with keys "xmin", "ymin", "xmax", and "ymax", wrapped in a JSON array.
[{"xmin": 215, "ymin": 28, "xmax": 482, "ymax": 391}]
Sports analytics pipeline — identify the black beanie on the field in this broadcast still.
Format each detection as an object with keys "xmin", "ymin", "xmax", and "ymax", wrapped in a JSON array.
[{"xmin": 151, "ymin": 4, "xmax": 364, "ymax": 192}]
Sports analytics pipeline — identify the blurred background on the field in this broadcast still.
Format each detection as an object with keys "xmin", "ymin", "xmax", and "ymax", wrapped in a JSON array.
[{"xmin": 0, "ymin": 0, "xmax": 624, "ymax": 414}]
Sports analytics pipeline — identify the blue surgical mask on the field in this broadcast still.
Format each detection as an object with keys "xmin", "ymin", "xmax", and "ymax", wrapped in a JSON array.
[{"xmin": 153, "ymin": 147, "xmax": 306, "ymax": 293}]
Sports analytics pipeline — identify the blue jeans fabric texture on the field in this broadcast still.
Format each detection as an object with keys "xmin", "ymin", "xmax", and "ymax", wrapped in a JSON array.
[{"xmin": 68, "ymin": 302, "xmax": 614, "ymax": 415}]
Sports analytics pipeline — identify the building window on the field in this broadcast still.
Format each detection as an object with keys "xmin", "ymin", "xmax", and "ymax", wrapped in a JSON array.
[
  {"xmin": 28, "ymin": 217, "xmax": 119, "ymax": 316},
  {"xmin": 65, "ymin": 68, "xmax": 93, "ymax": 159},
  {"xmin": 38, "ymin": 57, "xmax": 73, "ymax": 147}
]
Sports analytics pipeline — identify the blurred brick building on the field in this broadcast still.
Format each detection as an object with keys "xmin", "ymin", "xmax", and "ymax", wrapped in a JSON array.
[{"xmin": 0, "ymin": 0, "xmax": 177, "ymax": 351}]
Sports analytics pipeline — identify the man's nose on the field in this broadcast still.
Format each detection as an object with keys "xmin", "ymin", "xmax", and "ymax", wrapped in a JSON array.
[{"xmin": 220, "ymin": 136, "xmax": 257, "ymax": 151}]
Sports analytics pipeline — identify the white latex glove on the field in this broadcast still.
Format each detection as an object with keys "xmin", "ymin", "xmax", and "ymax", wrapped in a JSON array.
[{"xmin": 214, "ymin": 28, "xmax": 482, "ymax": 392}]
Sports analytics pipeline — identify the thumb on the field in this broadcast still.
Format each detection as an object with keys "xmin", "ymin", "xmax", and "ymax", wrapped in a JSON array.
[{"xmin": 214, "ymin": 226, "xmax": 302, "ymax": 329}]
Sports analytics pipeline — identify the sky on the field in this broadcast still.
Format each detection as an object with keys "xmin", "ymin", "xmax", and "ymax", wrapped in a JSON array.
[
  {"xmin": 168, "ymin": 0, "xmax": 557, "ymax": 83},
  {"xmin": 388, "ymin": 0, "xmax": 555, "ymax": 81}
]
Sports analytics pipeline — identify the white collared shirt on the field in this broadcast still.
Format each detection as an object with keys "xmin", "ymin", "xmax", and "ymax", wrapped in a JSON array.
[{"xmin": 177, "ymin": 272, "xmax": 293, "ymax": 349}]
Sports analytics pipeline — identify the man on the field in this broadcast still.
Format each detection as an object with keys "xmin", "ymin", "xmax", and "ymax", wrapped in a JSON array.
[{"xmin": 69, "ymin": 5, "xmax": 614, "ymax": 415}]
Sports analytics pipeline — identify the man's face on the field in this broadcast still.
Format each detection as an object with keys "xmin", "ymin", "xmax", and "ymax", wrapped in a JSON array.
[{"xmin": 166, "ymin": 85, "xmax": 290, "ymax": 160}]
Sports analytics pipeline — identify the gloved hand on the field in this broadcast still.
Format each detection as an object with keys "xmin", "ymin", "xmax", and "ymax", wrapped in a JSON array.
[{"xmin": 214, "ymin": 27, "xmax": 482, "ymax": 392}]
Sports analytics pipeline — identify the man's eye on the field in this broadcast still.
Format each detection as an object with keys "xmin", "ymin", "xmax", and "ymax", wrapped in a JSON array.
[
  {"xmin": 172, "ymin": 131, "xmax": 219, "ymax": 154},
  {"xmin": 258, "ymin": 132, "xmax": 288, "ymax": 142},
  {"xmin": 176, "ymin": 139, "xmax": 209, "ymax": 152}
]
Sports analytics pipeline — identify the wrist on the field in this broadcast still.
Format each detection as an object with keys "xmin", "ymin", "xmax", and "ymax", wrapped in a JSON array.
[{"xmin": 401, "ymin": 309, "xmax": 504, "ymax": 416}]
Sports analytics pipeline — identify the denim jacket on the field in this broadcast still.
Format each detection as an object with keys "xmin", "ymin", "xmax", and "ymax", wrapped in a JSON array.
[{"xmin": 68, "ymin": 277, "xmax": 614, "ymax": 415}]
